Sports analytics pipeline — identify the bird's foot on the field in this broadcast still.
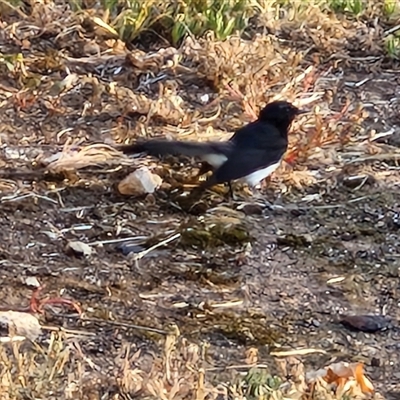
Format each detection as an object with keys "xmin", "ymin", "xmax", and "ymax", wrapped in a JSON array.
[{"xmin": 243, "ymin": 184, "xmax": 276, "ymax": 209}]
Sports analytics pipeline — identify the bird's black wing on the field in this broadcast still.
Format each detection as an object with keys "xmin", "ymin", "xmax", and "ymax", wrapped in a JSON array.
[
  {"xmin": 118, "ymin": 140, "xmax": 233, "ymax": 158},
  {"xmin": 203, "ymin": 145, "xmax": 287, "ymax": 187},
  {"xmin": 192, "ymin": 120, "xmax": 288, "ymax": 186}
]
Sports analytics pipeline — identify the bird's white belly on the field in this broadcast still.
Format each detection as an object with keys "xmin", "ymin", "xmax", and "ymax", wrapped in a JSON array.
[
  {"xmin": 202, "ymin": 154, "xmax": 228, "ymax": 168},
  {"xmin": 243, "ymin": 162, "xmax": 280, "ymax": 187}
]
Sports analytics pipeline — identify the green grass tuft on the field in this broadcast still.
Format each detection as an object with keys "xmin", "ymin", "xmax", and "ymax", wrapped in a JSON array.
[
  {"xmin": 385, "ymin": 34, "xmax": 400, "ymax": 59},
  {"xmin": 328, "ymin": 0, "xmax": 366, "ymax": 15},
  {"xmin": 90, "ymin": 0, "xmax": 260, "ymax": 45}
]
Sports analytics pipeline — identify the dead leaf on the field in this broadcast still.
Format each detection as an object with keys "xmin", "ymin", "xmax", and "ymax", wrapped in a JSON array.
[
  {"xmin": 91, "ymin": 16, "xmax": 119, "ymax": 38},
  {"xmin": 353, "ymin": 363, "xmax": 374, "ymax": 394},
  {"xmin": 245, "ymin": 348, "xmax": 258, "ymax": 365},
  {"xmin": 42, "ymin": 141, "xmax": 132, "ymax": 173},
  {"xmin": 307, "ymin": 361, "xmax": 374, "ymax": 395}
]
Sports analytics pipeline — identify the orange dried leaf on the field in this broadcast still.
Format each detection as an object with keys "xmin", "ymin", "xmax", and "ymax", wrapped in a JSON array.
[
  {"xmin": 354, "ymin": 363, "xmax": 374, "ymax": 394},
  {"xmin": 323, "ymin": 367, "xmax": 341, "ymax": 384},
  {"xmin": 284, "ymin": 149, "xmax": 298, "ymax": 164},
  {"xmin": 245, "ymin": 347, "xmax": 258, "ymax": 365}
]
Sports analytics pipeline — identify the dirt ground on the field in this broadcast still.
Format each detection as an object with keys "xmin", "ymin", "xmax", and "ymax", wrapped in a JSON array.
[{"xmin": 1, "ymin": 2, "xmax": 400, "ymax": 399}]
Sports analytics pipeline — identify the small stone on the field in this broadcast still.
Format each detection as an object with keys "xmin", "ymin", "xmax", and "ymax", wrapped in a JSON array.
[
  {"xmin": 0, "ymin": 311, "xmax": 42, "ymax": 341},
  {"xmin": 237, "ymin": 203, "xmax": 263, "ymax": 215},
  {"xmin": 66, "ymin": 241, "xmax": 93, "ymax": 257},
  {"xmin": 311, "ymin": 319, "xmax": 320, "ymax": 327},
  {"xmin": 117, "ymin": 167, "xmax": 162, "ymax": 196},
  {"xmin": 24, "ymin": 277, "xmax": 40, "ymax": 288},
  {"xmin": 340, "ymin": 314, "xmax": 392, "ymax": 333}
]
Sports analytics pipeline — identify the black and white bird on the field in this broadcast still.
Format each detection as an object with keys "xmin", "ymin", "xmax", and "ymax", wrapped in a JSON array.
[{"xmin": 118, "ymin": 100, "xmax": 305, "ymax": 194}]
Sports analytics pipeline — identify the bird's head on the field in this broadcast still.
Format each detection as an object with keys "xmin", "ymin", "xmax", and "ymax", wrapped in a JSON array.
[{"xmin": 258, "ymin": 101, "xmax": 306, "ymax": 129}]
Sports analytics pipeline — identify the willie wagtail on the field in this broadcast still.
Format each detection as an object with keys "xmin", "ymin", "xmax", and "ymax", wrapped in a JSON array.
[{"xmin": 118, "ymin": 100, "xmax": 305, "ymax": 193}]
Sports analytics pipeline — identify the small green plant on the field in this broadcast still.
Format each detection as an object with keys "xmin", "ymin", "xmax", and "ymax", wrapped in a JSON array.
[
  {"xmin": 101, "ymin": 0, "xmax": 120, "ymax": 10},
  {"xmin": 171, "ymin": 0, "xmax": 254, "ymax": 44},
  {"xmin": 242, "ymin": 368, "xmax": 282, "ymax": 398},
  {"xmin": 383, "ymin": 0, "xmax": 400, "ymax": 21},
  {"xmin": 328, "ymin": 0, "xmax": 365, "ymax": 15},
  {"xmin": 385, "ymin": 34, "xmax": 400, "ymax": 59},
  {"xmin": 0, "ymin": 52, "xmax": 26, "ymax": 76}
]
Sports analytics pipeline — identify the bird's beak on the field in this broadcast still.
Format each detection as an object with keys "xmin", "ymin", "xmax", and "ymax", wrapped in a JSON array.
[{"xmin": 296, "ymin": 108, "xmax": 308, "ymax": 115}]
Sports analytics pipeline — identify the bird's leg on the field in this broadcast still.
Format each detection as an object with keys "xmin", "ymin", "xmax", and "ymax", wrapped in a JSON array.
[
  {"xmin": 227, "ymin": 181, "xmax": 241, "ymax": 202},
  {"xmin": 228, "ymin": 181, "xmax": 234, "ymax": 198}
]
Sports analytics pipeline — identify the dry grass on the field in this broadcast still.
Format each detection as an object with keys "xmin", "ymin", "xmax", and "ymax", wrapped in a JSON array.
[
  {"xmin": 1, "ymin": 0, "xmax": 400, "ymax": 399},
  {"xmin": 0, "ymin": 317, "xmax": 382, "ymax": 399}
]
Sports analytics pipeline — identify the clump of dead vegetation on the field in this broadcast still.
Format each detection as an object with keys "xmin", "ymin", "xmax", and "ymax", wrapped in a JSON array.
[{"xmin": 0, "ymin": 315, "xmax": 380, "ymax": 399}]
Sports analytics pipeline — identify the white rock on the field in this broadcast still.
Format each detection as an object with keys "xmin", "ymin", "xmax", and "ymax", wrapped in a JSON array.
[
  {"xmin": 118, "ymin": 167, "xmax": 162, "ymax": 196},
  {"xmin": 0, "ymin": 311, "xmax": 41, "ymax": 341}
]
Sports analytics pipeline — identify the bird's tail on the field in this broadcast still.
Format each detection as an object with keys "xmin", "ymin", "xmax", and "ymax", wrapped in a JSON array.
[{"xmin": 118, "ymin": 140, "xmax": 231, "ymax": 158}]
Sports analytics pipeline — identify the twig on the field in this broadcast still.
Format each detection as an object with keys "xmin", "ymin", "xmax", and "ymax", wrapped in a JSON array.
[
  {"xmin": 88, "ymin": 236, "xmax": 149, "ymax": 246},
  {"xmin": 41, "ymin": 325, "xmax": 96, "ymax": 337},
  {"xmin": 133, "ymin": 233, "xmax": 181, "ymax": 260},
  {"xmin": 60, "ymin": 203, "xmax": 125, "ymax": 212},
  {"xmin": 344, "ymin": 77, "xmax": 370, "ymax": 88},
  {"xmin": 62, "ymin": 316, "xmax": 168, "ymax": 335},
  {"xmin": 210, "ymin": 300, "xmax": 243, "ymax": 308},
  {"xmin": 196, "ymin": 104, "xmax": 222, "ymax": 124},
  {"xmin": 270, "ymin": 348, "xmax": 327, "ymax": 357},
  {"xmin": 267, "ymin": 194, "xmax": 378, "ymax": 212},
  {"xmin": 206, "ymin": 363, "xmax": 275, "ymax": 372},
  {"xmin": 281, "ymin": 65, "xmax": 314, "ymax": 94},
  {"xmin": 370, "ymin": 129, "xmax": 395, "ymax": 142},
  {"xmin": 346, "ymin": 153, "xmax": 400, "ymax": 164},
  {"xmin": 0, "ymin": 336, "xmax": 26, "ymax": 343},
  {"xmin": 385, "ymin": 24, "xmax": 400, "ymax": 36},
  {"xmin": 1, "ymin": 192, "xmax": 58, "ymax": 204},
  {"xmin": 206, "ymin": 348, "xmax": 328, "ymax": 371}
]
